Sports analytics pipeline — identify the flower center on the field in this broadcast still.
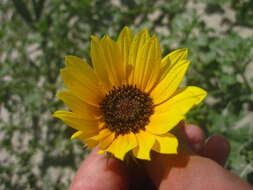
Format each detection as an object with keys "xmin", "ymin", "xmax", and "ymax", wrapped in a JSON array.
[{"xmin": 99, "ymin": 85, "xmax": 154, "ymax": 135}]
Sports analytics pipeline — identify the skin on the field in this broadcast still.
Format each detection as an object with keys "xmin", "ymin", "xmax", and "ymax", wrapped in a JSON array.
[{"xmin": 69, "ymin": 125, "xmax": 253, "ymax": 190}]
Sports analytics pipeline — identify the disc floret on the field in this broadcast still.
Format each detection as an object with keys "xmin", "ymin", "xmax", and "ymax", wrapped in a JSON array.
[{"xmin": 100, "ymin": 85, "xmax": 154, "ymax": 135}]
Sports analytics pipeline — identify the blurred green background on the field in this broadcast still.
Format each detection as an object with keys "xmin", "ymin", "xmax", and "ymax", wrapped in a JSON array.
[{"xmin": 1, "ymin": 0, "xmax": 253, "ymax": 189}]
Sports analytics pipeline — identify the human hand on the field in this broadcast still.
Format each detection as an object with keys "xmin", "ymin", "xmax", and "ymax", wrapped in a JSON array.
[{"xmin": 69, "ymin": 124, "xmax": 253, "ymax": 190}]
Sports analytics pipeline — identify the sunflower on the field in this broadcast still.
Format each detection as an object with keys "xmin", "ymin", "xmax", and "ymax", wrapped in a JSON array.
[{"xmin": 53, "ymin": 27, "xmax": 207, "ymax": 161}]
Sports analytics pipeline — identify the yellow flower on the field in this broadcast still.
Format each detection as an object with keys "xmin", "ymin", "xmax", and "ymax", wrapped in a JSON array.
[{"xmin": 53, "ymin": 27, "xmax": 207, "ymax": 160}]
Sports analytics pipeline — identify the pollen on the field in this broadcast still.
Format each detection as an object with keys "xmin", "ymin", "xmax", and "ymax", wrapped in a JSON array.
[{"xmin": 99, "ymin": 85, "xmax": 154, "ymax": 135}]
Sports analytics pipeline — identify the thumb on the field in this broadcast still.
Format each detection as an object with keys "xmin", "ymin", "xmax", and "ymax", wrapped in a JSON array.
[
  {"xmin": 145, "ymin": 153, "xmax": 253, "ymax": 190},
  {"xmin": 144, "ymin": 124, "xmax": 252, "ymax": 190}
]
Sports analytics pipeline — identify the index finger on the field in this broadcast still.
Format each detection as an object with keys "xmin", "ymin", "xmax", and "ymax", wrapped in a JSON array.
[{"xmin": 69, "ymin": 149, "xmax": 129, "ymax": 190}]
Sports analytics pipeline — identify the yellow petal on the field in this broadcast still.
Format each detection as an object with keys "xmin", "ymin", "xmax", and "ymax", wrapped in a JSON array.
[
  {"xmin": 128, "ymin": 29, "xmax": 150, "ymax": 85},
  {"xmin": 65, "ymin": 56, "xmax": 97, "ymax": 80},
  {"xmin": 152, "ymin": 133, "xmax": 178, "ymax": 154},
  {"xmin": 64, "ymin": 56, "xmax": 105, "ymax": 92},
  {"xmin": 99, "ymin": 132, "xmax": 115, "ymax": 150},
  {"xmin": 91, "ymin": 36, "xmax": 124, "ymax": 89},
  {"xmin": 77, "ymin": 132, "xmax": 99, "ymax": 147},
  {"xmin": 151, "ymin": 59, "xmax": 190, "ymax": 104},
  {"xmin": 97, "ymin": 149, "xmax": 106, "ymax": 154},
  {"xmin": 160, "ymin": 48, "xmax": 188, "ymax": 80},
  {"xmin": 145, "ymin": 36, "xmax": 162, "ymax": 92},
  {"xmin": 53, "ymin": 110, "xmax": 99, "ymax": 132},
  {"xmin": 100, "ymin": 36, "xmax": 124, "ymax": 86},
  {"xmin": 91, "ymin": 36, "xmax": 112, "ymax": 90},
  {"xmin": 91, "ymin": 128, "xmax": 112, "ymax": 140},
  {"xmin": 86, "ymin": 128, "xmax": 112, "ymax": 148},
  {"xmin": 56, "ymin": 90, "xmax": 99, "ymax": 118},
  {"xmin": 133, "ymin": 130, "xmax": 155, "ymax": 160},
  {"xmin": 117, "ymin": 26, "xmax": 133, "ymax": 81},
  {"xmin": 71, "ymin": 131, "xmax": 83, "ymax": 139},
  {"xmin": 146, "ymin": 111, "xmax": 184, "ymax": 135},
  {"xmin": 155, "ymin": 86, "xmax": 207, "ymax": 114},
  {"xmin": 106, "ymin": 132, "xmax": 137, "ymax": 160},
  {"xmin": 147, "ymin": 86, "xmax": 207, "ymax": 134},
  {"xmin": 60, "ymin": 61, "xmax": 104, "ymax": 106},
  {"xmin": 132, "ymin": 36, "xmax": 161, "ymax": 92}
]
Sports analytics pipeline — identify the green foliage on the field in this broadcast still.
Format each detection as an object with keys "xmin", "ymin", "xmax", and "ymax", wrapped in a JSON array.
[{"xmin": 0, "ymin": 0, "xmax": 253, "ymax": 189}]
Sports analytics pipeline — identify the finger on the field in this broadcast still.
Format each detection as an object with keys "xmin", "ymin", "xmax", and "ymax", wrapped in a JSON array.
[
  {"xmin": 182, "ymin": 124, "xmax": 206, "ymax": 153},
  {"xmin": 69, "ymin": 149, "xmax": 129, "ymax": 190},
  {"xmin": 144, "ymin": 152, "xmax": 190, "ymax": 188},
  {"xmin": 201, "ymin": 135, "xmax": 230, "ymax": 166},
  {"xmin": 146, "ymin": 153, "xmax": 253, "ymax": 190}
]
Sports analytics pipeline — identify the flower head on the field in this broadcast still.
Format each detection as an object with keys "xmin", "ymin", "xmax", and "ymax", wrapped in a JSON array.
[{"xmin": 53, "ymin": 27, "xmax": 207, "ymax": 160}]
